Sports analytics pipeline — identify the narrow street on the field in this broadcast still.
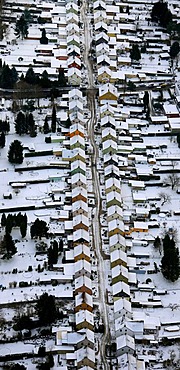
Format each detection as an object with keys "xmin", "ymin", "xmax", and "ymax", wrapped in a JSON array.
[{"xmin": 81, "ymin": 1, "xmax": 110, "ymax": 369}]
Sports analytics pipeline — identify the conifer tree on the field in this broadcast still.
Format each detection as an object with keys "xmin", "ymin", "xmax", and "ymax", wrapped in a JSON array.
[
  {"xmin": 51, "ymin": 105, "xmax": 56, "ymax": 133},
  {"xmin": 8, "ymin": 140, "xmax": 24, "ymax": 164},
  {"xmin": 43, "ymin": 116, "xmax": 50, "ymax": 134},
  {"xmin": 130, "ymin": 44, "xmax": 141, "ymax": 61},
  {"xmin": 40, "ymin": 29, "xmax": 48, "ymax": 45},
  {"xmin": 15, "ymin": 111, "xmax": 27, "ymax": 135},
  {"xmin": 0, "ymin": 131, "xmax": 5, "ymax": 147},
  {"xmin": 1, "ymin": 213, "xmax": 6, "ymax": 227},
  {"xmin": 15, "ymin": 14, "xmax": 29, "ymax": 39},
  {"xmin": 161, "ymin": 235, "xmax": 180, "ymax": 282}
]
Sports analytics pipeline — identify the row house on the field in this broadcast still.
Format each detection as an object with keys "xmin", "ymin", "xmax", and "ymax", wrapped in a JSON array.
[{"xmin": 70, "ymin": 117, "xmax": 95, "ymax": 369}]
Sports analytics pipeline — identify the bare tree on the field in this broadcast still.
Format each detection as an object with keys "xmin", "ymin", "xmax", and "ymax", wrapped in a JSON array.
[
  {"xmin": 164, "ymin": 173, "xmax": 180, "ymax": 190},
  {"xmin": 159, "ymin": 192, "xmax": 171, "ymax": 206}
]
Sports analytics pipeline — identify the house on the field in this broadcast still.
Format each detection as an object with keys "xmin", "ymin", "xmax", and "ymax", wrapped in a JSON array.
[
  {"xmin": 99, "ymin": 83, "xmax": 118, "ymax": 105},
  {"xmin": 75, "ymin": 276, "xmax": 92, "ymax": 296},
  {"xmin": 68, "ymin": 55, "xmax": 81, "ymax": 69},
  {"xmin": 66, "ymin": 12, "xmax": 79, "ymax": 25},
  {"xmin": 116, "ymin": 335, "xmax": 135, "ymax": 356},
  {"xmin": 71, "ymin": 173, "xmax": 87, "ymax": 189},
  {"xmin": 66, "ymin": 2, "xmax": 78, "ymax": 14},
  {"xmin": 68, "ymin": 67, "xmax": 81, "ymax": 86},
  {"xmin": 75, "ymin": 292, "xmax": 93, "ymax": 313},
  {"xmin": 69, "ymin": 100, "xmax": 83, "ymax": 115},
  {"xmin": 112, "ymin": 264, "xmax": 129, "ymax": 284},
  {"xmin": 107, "ymin": 205, "xmax": 123, "ymax": 221},
  {"xmin": 100, "ymin": 115, "xmax": 116, "ymax": 129},
  {"xmin": 73, "ymin": 229, "xmax": 89, "ymax": 244},
  {"xmin": 70, "ymin": 135, "xmax": 85, "ymax": 150},
  {"xmin": 93, "ymin": 0, "xmax": 106, "ymax": 11},
  {"xmin": 104, "ymin": 164, "xmax": 120, "ymax": 179},
  {"xmin": 133, "ymin": 222, "xmax": 148, "ymax": 232},
  {"xmin": 168, "ymin": 117, "xmax": 180, "ymax": 133},
  {"xmin": 76, "ymin": 346, "xmax": 95, "ymax": 369},
  {"xmin": 69, "ymin": 122, "xmax": 84, "ymax": 137},
  {"xmin": 95, "ymin": 31, "xmax": 109, "ymax": 45},
  {"xmin": 114, "ymin": 298, "xmax": 132, "ymax": 320},
  {"xmin": 97, "ymin": 66, "xmax": 111, "ymax": 83},
  {"xmin": 66, "ymin": 23, "xmax": 80, "ymax": 36},
  {"xmin": 76, "ymin": 328, "xmax": 94, "ymax": 349},
  {"xmin": 71, "ymin": 148, "xmax": 86, "ymax": 163},
  {"xmin": 97, "ymin": 54, "xmax": 110, "ymax": 67},
  {"xmin": 71, "ymin": 160, "xmax": 86, "ymax": 176},
  {"xmin": 75, "ymin": 260, "xmax": 91, "ymax": 278},
  {"xmin": 75, "ymin": 310, "xmax": 94, "ymax": 331},
  {"xmin": 105, "ymin": 177, "xmax": 121, "ymax": 193},
  {"xmin": 163, "ymin": 103, "xmax": 179, "ymax": 118},
  {"xmin": 73, "ymin": 214, "xmax": 89, "ymax": 232},
  {"xmin": 69, "ymin": 110, "xmax": 84, "ymax": 124},
  {"xmin": 67, "ymin": 34, "xmax": 80, "ymax": 48},
  {"xmin": 74, "ymin": 244, "xmax": 91, "ymax": 262},
  {"xmin": 102, "ymin": 139, "xmax": 117, "ymax": 155},
  {"xmin": 94, "ymin": 10, "xmax": 107, "ymax": 24},
  {"xmin": 106, "ymin": 190, "xmax": 121, "ymax": 208},
  {"xmin": 69, "ymin": 89, "xmax": 83, "ymax": 103},
  {"xmin": 110, "ymin": 249, "xmax": 127, "ymax": 268},
  {"xmin": 95, "ymin": 21, "xmax": 108, "ymax": 33},
  {"xmin": 108, "ymin": 218, "xmax": 124, "ymax": 237},
  {"xmin": 102, "ymin": 127, "xmax": 116, "ymax": 142},
  {"xmin": 72, "ymin": 200, "xmax": 88, "ymax": 217},
  {"xmin": 100, "ymin": 102, "xmax": 114, "ymax": 117},
  {"xmin": 104, "ymin": 153, "xmax": 119, "ymax": 167},
  {"xmin": 72, "ymin": 186, "xmax": 87, "ymax": 203},
  {"xmin": 112, "ymin": 281, "xmax": 130, "ymax": 298},
  {"xmin": 96, "ymin": 43, "xmax": 109, "ymax": 57},
  {"xmin": 109, "ymin": 233, "xmax": 126, "ymax": 252}
]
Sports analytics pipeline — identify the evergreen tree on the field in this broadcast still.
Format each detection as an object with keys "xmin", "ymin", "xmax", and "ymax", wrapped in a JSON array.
[
  {"xmin": 30, "ymin": 218, "xmax": 49, "ymax": 239},
  {"xmin": 11, "ymin": 67, "xmax": 18, "ymax": 85},
  {"xmin": 2, "ymin": 232, "xmax": 17, "ymax": 256},
  {"xmin": 1, "ymin": 213, "xmax": 6, "ymax": 227},
  {"xmin": 25, "ymin": 67, "xmax": 37, "ymax": 85},
  {"xmin": 151, "ymin": 1, "xmax": 172, "ymax": 28},
  {"xmin": 130, "ymin": 44, "xmax": 141, "ymax": 61},
  {"xmin": 0, "ymin": 131, "xmax": 5, "ymax": 147},
  {"xmin": 20, "ymin": 219, "xmax": 27, "ymax": 238},
  {"xmin": 23, "ymin": 8, "xmax": 32, "ymax": 23},
  {"xmin": 0, "ymin": 119, "xmax": 10, "ymax": 133},
  {"xmin": 59, "ymin": 238, "xmax": 63, "ymax": 252},
  {"xmin": 0, "ymin": 64, "xmax": 14, "ymax": 88},
  {"xmin": 47, "ymin": 353, "xmax": 54, "ymax": 368},
  {"xmin": 65, "ymin": 117, "xmax": 71, "ymax": 128},
  {"xmin": 40, "ymin": 29, "xmax": 48, "ymax": 45},
  {"xmin": 52, "ymin": 240, "xmax": 58, "ymax": 263},
  {"xmin": 5, "ymin": 214, "xmax": 13, "ymax": 234},
  {"xmin": 15, "ymin": 14, "xmax": 29, "ymax": 39},
  {"xmin": 8, "ymin": 140, "xmax": 24, "ymax": 164},
  {"xmin": 51, "ymin": 105, "xmax": 56, "ymax": 133},
  {"xmin": 170, "ymin": 42, "xmax": 180, "ymax": 58},
  {"xmin": 36, "ymin": 292, "xmax": 57, "ymax": 325},
  {"xmin": 15, "ymin": 111, "xmax": 27, "ymax": 135},
  {"xmin": 161, "ymin": 235, "xmax": 180, "ymax": 282},
  {"xmin": 143, "ymin": 91, "xmax": 149, "ymax": 111},
  {"xmin": 40, "ymin": 70, "xmax": 51, "ymax": 88},
  {"xmin": 177, "ymin": 133, "xmax": 180, "ymax": 148},
  {"xmin": 57, "ymin": 68, "xmax": 66, "ymax": 87},
  {"xmin": 43, "ymin": 116, "xmax": 50, "ymax": 134},
  {"xmin": 154, "ymin": 236, "xmax": 161, "ymax": 249}
]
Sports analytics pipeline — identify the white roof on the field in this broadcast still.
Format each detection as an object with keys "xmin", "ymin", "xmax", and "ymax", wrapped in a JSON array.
[
  {"xmin": 75, "ymin": 276, "xmax": 92, "ymax": 290},
  {"xmin": 114, "ymin": 298, "xmax": 132, "ymax": 314}
]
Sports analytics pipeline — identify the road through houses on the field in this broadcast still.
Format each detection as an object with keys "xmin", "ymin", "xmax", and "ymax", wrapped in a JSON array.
[{"xmin": 81, "ymin": 0, "xmax": 110, "ymax": 368}]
